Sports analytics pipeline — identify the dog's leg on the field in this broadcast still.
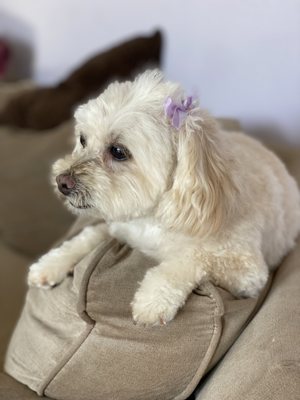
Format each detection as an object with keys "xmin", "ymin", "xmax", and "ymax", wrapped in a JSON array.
[
  {"xmin": 28, "ymin": 223, "xmax": 108, "ymax": 288},
  {"xmin": 131, "ymin": 257, "xmax": 207, "ymax": 326},
  {"xmin": 207, "ymin": 249, "xmax": 269, "ymax": 299},
  {"xmin": 131, "ymin": 245, "xmax": 269, "ymax": 326}
]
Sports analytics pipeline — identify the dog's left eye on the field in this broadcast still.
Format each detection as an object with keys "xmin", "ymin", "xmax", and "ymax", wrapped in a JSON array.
[{"xmin": 109, "ymin": 145, "xmax": 130, "ymax": 161}]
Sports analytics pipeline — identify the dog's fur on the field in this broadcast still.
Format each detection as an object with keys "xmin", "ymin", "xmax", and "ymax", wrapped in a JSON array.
[{"xmin": 28, "ymin": 70, "xmax": 300, "ymax": 325}]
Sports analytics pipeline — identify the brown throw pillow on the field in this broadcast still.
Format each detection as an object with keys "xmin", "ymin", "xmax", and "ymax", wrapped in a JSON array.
[{"xmin": 0, "ymin": 31, "xmax": 162, "ymax": 130}]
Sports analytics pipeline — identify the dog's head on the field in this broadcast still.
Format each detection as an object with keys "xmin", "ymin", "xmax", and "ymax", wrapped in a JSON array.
[{"xmin": 53, "ymin": 69, "xmax": 236, "ymax": 235}]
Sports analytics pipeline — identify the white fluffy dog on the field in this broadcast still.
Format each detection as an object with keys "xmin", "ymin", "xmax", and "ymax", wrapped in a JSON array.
[{"xmin": 28, "ymin": 70, "xmax": 300, "ymax": 326}]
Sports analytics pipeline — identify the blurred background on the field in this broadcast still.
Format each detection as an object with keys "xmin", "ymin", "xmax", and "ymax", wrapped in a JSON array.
[{"xmin": 0, "ymin": 0, "xmax": 299, "ymax": 142}]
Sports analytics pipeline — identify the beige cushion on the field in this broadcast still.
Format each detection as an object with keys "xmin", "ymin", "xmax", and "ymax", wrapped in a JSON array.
[
  {"xmin": 0, "ymin": 242, "xmax": 30, "ymax": 367},
  {"xmin": 0, "ymin": 121, "xmax": 75, "ymax": 258},
  {"xmin": 4, "ymin": 218, "xmax": 271, "ymax": 400}
]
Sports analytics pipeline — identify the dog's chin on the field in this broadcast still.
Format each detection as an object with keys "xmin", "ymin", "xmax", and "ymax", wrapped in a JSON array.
[
  {"xmin": 65, "ymin": 199, "xmax": 91, "ymax": 214},
  {"xmin": 53, "ymin": 187, "xmax": 91, "ymax": 211},
  {"xmin": 55, "ymin": 192, "xmax": 93, "ymax": 215},
  {"xmin": 69, "ymin": 200, "xmax": 91, "ymax": 209}
]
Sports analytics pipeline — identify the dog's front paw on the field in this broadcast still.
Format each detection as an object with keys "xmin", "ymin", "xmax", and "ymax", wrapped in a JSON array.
[
  {"xmin": 131, "ymin": 269, "xmax": 186, "ymax": 326},
  {"xmin": 28, "ymin": 259, "xmax": 68, "ymax": 289}
]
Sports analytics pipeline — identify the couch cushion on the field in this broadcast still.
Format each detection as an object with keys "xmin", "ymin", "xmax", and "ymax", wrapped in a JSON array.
[
  {"xmin": 0, "ymin": 121, "xmax": 75, "ymax": 258},
  {"xmin": 4, "ymin": 217, "xmax": 270, "ymax": 400},
  {"xmin": 0, "ymin": 241, "xmax": 31, "ymax": 367}
]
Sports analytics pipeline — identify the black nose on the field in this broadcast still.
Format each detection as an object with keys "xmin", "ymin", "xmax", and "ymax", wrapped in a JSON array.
[{"xmin": 56, "ymin": 174, "xmax": 76, "ymax": 196}]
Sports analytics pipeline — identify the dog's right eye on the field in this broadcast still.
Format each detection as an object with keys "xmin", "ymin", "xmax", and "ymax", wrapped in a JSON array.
[
  {"xmin": 80, "ymin": 134, "xmax": 87, "ymax": 148},
  {"xmin": 109, "ymin": 145, "xmax": 130, "ymax": 161}
]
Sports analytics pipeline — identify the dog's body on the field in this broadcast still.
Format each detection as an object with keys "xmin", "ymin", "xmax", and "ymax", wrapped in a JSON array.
[{"xmin": 28, "ymin": 70, "xmax": 300, "ymax": 325}]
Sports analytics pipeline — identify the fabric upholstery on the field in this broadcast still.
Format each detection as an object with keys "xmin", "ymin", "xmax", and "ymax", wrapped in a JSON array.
[
  {"xmin": 0, "ymin": 373, "xmax": 48, "ymax": 400},
  {"xmin": 0, "ymin": 120, "xmax": 75, "ymax": 257},
  {"xmin": 0, "ymin": 242, "xmax": 30, "ymax": 367},
  {"xmin": 4, "ymin": 218, "xmax": 270, "ymax": 400}
]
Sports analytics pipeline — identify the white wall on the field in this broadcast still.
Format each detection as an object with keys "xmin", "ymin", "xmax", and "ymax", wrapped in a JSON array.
[{"xmin": 1, "ymin": 0, "xmax": 300, "ymax": 142}]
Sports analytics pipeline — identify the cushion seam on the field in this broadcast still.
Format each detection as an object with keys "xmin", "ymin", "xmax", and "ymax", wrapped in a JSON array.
[
  {"xmin": 39, "ymin": 239, "xmax": 116, "ymax": 395},
  {"xmin": 39, "ymin": 322, "xmax": 95, "ymax": 396},
  {"xmin": 173, "ymin": 282, "xmax": 225, "ymax": 400},
  {"xmin": 76, "ymin": 239, "xmax": 116, "ymax": 324}
]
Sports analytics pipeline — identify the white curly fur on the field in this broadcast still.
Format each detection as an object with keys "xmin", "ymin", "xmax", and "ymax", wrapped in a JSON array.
[{"xmin": 28, "ymin": 70, "xmax": 300, "ymax": 326}]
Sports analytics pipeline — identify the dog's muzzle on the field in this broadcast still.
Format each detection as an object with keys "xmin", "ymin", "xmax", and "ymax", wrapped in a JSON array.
[{"xmin": 56, "ymin": 174, "xmax": 76, "ymax": 196}]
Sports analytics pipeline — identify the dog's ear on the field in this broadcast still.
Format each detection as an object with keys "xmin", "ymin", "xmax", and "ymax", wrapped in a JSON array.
[{"xmin": 158, "ymin": 110, "xmax": 237, "ymax": 237}]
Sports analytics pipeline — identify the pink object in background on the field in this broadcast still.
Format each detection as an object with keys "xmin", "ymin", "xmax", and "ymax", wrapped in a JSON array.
[{"xmin": 0, "ymin": 40, "xmax": 10, "ymax": 78}]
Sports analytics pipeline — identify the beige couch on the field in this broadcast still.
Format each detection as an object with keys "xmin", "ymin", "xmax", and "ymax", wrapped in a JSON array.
[{"xmin": 0, "ymin": 82, "xmax": 299, "ymax": 399}]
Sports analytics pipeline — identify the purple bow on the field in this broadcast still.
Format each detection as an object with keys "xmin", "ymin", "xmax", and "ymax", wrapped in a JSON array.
[{"xmin": 164, "ymin": 96, "xmax": 195, "ymax": 129}]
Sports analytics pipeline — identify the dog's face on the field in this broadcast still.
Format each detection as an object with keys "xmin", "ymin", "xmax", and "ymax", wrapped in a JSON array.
[
  {"xmin": 53, "ymin": 69, "xmax": 235, "ymax": 234},
  {"xmin": 53, "ymin": 70, "xmax": 178, "ymax": 221}
]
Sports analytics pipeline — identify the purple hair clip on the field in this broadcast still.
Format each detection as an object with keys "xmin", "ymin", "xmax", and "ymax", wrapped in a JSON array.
[{"xmin": 164, "ymin": 95, "xmax": 195, "ymax": 129}]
